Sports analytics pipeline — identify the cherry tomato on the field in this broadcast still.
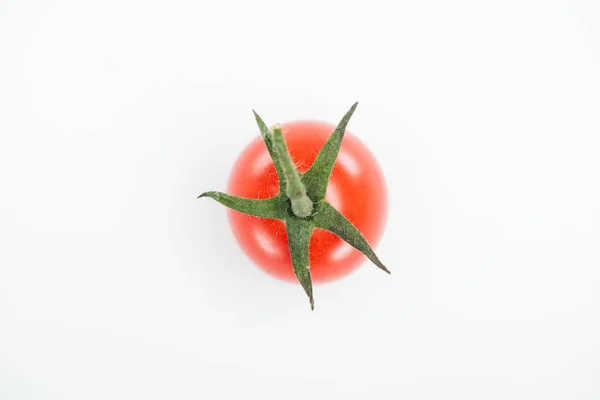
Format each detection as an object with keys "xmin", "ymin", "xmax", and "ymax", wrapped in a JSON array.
[{"xmin": 227, "ymin": 120, "xmax": 387, "ymax": 283}]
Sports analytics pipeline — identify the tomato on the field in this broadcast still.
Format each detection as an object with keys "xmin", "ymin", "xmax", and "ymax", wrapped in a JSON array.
[{"xmin": 226, "ymin": 120, "xmax": 387, "ymax": 283}]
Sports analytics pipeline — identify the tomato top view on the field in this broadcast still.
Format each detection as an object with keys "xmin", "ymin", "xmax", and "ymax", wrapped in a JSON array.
[{"xmin": 199, "ymin": 103, "xmax": 389, "ymax": 309}]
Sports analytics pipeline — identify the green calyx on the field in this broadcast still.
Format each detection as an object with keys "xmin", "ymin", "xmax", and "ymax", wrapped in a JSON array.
[{"xmin": 198, "ymin": 102, "xmax": 389, "ymax": 310}]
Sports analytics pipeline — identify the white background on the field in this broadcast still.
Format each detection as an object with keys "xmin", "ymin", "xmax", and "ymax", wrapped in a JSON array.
[{"xmin": 1, "ymin": 0, "xmax": 599, "ymax": 398}]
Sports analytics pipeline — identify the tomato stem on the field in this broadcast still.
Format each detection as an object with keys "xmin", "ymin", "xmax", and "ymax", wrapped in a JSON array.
[{"xmin": 272, "ymin": 124, "xmax": 314, "ymax": 218}]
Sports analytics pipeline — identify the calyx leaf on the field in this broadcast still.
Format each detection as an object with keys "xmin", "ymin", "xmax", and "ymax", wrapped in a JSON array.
[
  {"xmin": 285, "ymin": 219, "xmax": 315, "ymax": 310},
  {"xmin": 199, "ymin": 103, "xmax": 388, "ymax": 309},
  {"xmin": 302, "ymin": 102, "xmax": 358, "ymax": 201},
  {"xmin": 198, "ymin": 192, "xmax": 287, "ymax": 219},
  {"xmin": 252, "ymin": 111, "xmax": 286, "ymax": 194},
  {"xmin": 312, "ymin": 201, "xmax": 389, "ymax": 274}
]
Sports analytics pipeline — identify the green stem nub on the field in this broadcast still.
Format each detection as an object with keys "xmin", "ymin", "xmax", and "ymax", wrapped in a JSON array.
[{"xmin": 272, "ymin": 124, "xmax": 314, "ymax": 218}]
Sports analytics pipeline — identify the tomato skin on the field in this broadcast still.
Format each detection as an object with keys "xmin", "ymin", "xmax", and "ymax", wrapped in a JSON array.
[{"xmin": 227, "ymin": 121, "xmax": 387, "ymax": 283}]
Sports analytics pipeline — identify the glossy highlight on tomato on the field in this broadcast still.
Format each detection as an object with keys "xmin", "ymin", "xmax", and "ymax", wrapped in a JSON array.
[{"xmin": 227, "ymin": 120, "xmax": 387, "ymax": 283}]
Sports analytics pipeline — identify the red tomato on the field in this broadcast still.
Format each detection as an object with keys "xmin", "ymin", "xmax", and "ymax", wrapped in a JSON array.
[{"xmin": 227, "ymin": 121, "xmax": 387, "ymax": 283}]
